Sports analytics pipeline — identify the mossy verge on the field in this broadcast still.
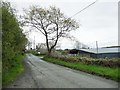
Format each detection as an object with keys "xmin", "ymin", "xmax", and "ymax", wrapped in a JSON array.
[{"xmin": 2, "ymin": 54, "xmax": 25, "ymax": 86}]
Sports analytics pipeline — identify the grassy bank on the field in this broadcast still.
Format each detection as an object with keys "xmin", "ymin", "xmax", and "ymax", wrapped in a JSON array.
[
  {"xmin": 43, "ymin": 56, "xmax": 119, "ymax": 82},
  {"xmin": 2, "ymin": 54, "xmax": 25, "ymax": 86},
  {"xmin": 0, "ymin": 60, "xmax": 1, "ymax": 89}
]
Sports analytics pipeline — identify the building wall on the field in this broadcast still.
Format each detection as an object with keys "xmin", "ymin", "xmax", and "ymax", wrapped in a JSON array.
[
  {"xmin": 79, "ymin": 50, "xmax": 120, "ymax": 58},
  {"xmin": 69, "ymin": 49, "xmax": 120, "ymax": 58},
  {"xmin": 97, "ymin": 53, "xmax": 120, "ymax": 58}
]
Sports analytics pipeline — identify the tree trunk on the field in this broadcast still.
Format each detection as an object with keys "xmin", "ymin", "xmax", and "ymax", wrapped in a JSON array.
[{"xmin": 47, "ymin": 49, "xmax": 52, "ymax": 56}]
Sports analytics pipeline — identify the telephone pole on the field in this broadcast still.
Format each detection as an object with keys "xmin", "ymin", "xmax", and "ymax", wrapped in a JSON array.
[
  {"xmin": 34, "ymin": 36, "xmax": 35, "ymax": 50},
  {"xmin": 96, "ymin": 41, "xmax": 98, "ymax": 58}
]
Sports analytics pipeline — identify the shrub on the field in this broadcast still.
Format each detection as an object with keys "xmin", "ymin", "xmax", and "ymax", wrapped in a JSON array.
[{"xmin": 50, "ymin": 53, "xmax": 119, "ymax": 68}]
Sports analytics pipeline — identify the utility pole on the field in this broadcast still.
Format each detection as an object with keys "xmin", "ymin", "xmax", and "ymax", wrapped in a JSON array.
[
  {"xmin": 96, "ymin": 41, "xmax": 98, "ymax": 58},
  {"xmin": 34, "ymin": 36, "xmax": 35, "ymax": 50}
]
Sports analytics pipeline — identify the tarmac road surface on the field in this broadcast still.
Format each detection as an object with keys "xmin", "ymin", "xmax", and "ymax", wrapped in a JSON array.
[{"xmin": 5, "ymin": 54, "xmax": 118, "ymax": 88}]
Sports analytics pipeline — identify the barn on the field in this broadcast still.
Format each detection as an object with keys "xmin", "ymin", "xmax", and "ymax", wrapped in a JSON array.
[
  {"xmin": 69, "ymin": 46, "xmax": 120, "ymax": 58},
  {"xmin": 79, "ymin": 46, "xmax": 120, "ymax": 58}
]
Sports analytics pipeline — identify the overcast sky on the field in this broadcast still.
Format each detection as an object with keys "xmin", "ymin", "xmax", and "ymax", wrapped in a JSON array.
[{"xmin": 5, "ymin": 0, "xmax": 119, "ymax": 49}]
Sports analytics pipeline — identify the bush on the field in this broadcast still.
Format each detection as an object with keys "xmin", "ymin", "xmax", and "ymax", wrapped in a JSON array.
[
  {"xmin": 50, "ymin": 53, "xmax": 120, "ymax": 68},
  {"xmin": 2, "ymin": 1, "xmax": 27, "ymax": 81}
]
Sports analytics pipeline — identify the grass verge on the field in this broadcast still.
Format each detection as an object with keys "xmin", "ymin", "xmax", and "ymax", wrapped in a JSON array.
[
  {"xmin": 2, "ymin": 54, "xmax": 25, "ymax": 86},
  {"xmin": 0, "ymin": 60, "xmax": 1, "ymax": 89},
  {"xmin": 43, "ymin": 56, "xmax": 119, "ymax": 82}
]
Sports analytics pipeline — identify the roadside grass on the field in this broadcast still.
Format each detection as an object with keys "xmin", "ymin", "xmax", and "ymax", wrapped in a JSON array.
[
  {"xmin": 0, "ymin": 60, "xmax": 2, "ymax": 89},
  {"xmin": 2, "ymin": 54, "xmax": 25, "ymax": 86},
  {"xmin": 43, "ymin": 56, "xmax": 119, "ymax": 82}
]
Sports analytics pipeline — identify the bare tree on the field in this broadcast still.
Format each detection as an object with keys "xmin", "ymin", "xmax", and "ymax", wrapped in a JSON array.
[
  {"xmin": 36, "ymin": 43, "xmax": 47, "ymax": 54},
  {"xmin": 36, "ymin": 41, "xmax": 60, "ymax": 53},
  {"xmin": 22, "ymin": 6, "xmax": 79, "ymax": 55},
  {"xmin": 74, "ymin": 41, "xmax": 90, "ymax": 49},
  {"xmin": 74, "ymin": 41, "xmax": 81, "ymax": 49}
]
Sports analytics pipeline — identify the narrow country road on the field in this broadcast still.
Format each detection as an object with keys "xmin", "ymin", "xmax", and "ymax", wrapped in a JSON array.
[{"xmin": 5, "ymin": 54, "xmax": 118, "ymax": 88}]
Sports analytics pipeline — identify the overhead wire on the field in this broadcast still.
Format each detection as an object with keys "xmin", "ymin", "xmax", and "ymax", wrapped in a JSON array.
[
  {"xmin": 70, "ymin": 0, "xmax": 98, "ymax": 18},
  {"xmin": 69, "ymin": 0, "xmax": 98, "ymax": 48}
]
